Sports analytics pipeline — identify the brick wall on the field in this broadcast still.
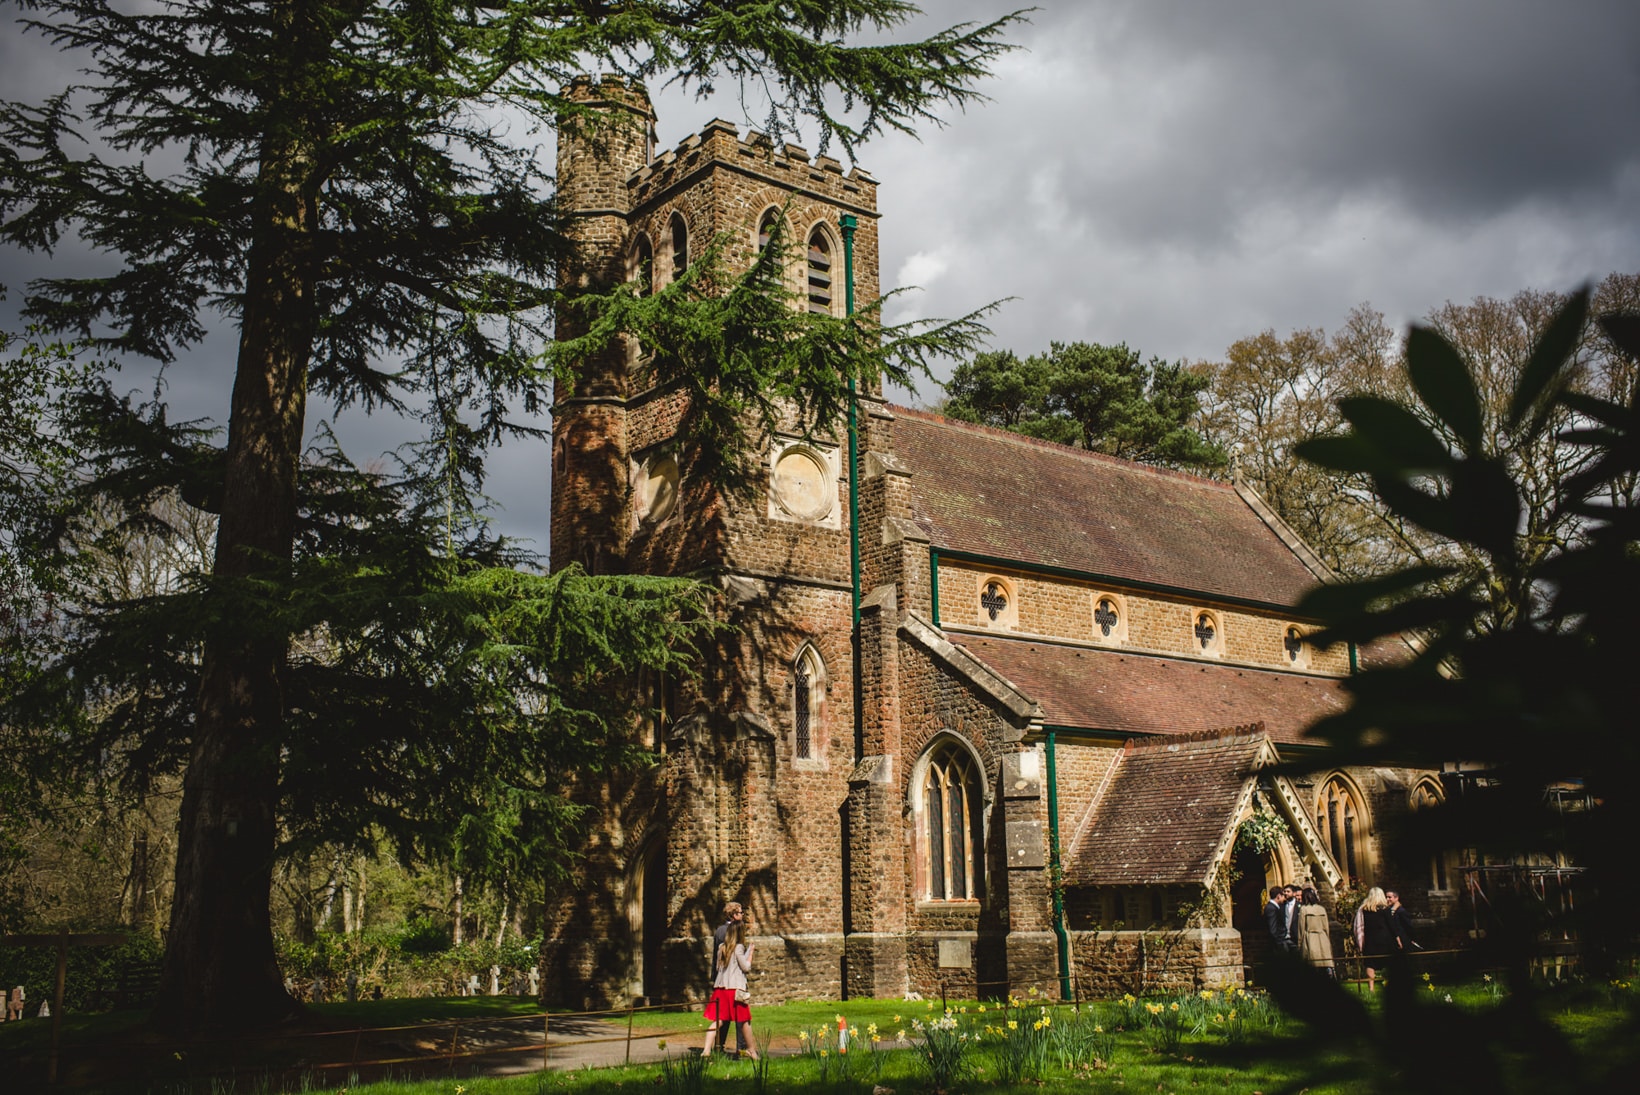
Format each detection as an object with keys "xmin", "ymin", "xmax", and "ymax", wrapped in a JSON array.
[{"xmin": 934, "ymin": 560, "xmax": 1349, "ymax": 675}]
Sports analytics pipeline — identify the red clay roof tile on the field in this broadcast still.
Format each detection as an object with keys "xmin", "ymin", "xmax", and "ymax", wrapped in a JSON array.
[
  {"xmin": 953, "ymin": 634, "xmax": 1348, "ymax": 744},
  {"xmin": 892, "ymin": 407, "xmax": 1321, "ymax": 608},
  {"xmin": 1065, "ymin": 734, "xmax": 1266, "ymax": 886}
]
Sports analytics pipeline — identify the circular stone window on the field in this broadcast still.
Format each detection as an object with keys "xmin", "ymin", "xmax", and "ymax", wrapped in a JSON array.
[
  {"xmin": 770, "ymin": 445, "xmax": 833, "ymax": 521},
  {"xmin": 638, "ymin": 452, "xmax": 679, "ymax": 525}
]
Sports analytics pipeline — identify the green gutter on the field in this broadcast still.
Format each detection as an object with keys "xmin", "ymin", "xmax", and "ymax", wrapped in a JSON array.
[
  {"xmin": 1348, "ymin": 641, "xmax": 1358, "ymax": 674},
  {"xmin": 1045, "ymin": 729, "xmax": 1072, "ymax": 1001},
  {"xmin": 842, "ymin": 214, "xmax": 863, "ymax": 756},
  {"xmin": 928, "ymin": 546, "xmax": 1320, "ymax": 620}
]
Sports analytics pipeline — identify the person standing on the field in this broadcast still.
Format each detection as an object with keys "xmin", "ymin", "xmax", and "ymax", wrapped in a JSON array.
[
  {"xmin": 701, "ymin": 918, "xmax": 758, "ymax": 1060},
  {"xmin": 1386, "ymin": 890, "xmax": 1417, "ymax": 954},
  {"xmin": 713, "ymin": 902, "xmax": 745, "ymax": 1055},
  {"xmin": 1284, "ymin": 884, "xmax": 1302, "ymax": 950},
  {"xmin": 1354, "ymin": 887, "xmax": 1396, "ymax": 992},
  {"xmin": 1297, "ymin": 887, "xmax": 1336, "ymax": 974},
  {"xmin": 1264, "ymin": 886, "xmax": 1291, "ymax": 952}
]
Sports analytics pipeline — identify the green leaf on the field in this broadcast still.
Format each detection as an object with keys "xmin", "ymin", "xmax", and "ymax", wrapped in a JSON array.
[
  {"xmin": 1507, "ymin": 286, "xmax": 1589, "ymax": 429},
  {"xmin": 1336, "ymin": 396, "xmax": 1454, "ymax": 469},
  {"xmin": 1404, "ymin": 325, "xmax": 1483, "ymax": 453},
  {"xmin": 1294, "ymin": 565, "xmax": 1459, "ymax": 621},
  {"xmin": 1597, "ymin": 313, "xmax": 1640, "ymax": 360}
]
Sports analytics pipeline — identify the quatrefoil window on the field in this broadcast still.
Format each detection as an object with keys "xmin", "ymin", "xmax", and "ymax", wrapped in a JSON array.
[
  {"xmin": 981, "ymin": 582, "xmax": 1009, "ymax": 621},
  {"xmin": 1094, "ymin": 598, "xmax": 1120, "ymax": 637},
  {"xmin": 1194, "ymin": 612, "xmax": 1217, "ymax": 650},
  {"xmin": 1284, "ymin": 626, "xmax": 1305, "ymax": 662}
]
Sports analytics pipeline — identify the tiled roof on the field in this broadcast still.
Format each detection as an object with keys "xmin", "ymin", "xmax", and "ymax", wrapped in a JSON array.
[
  {"xmin": 892, "ymin": 407, "xmax": 1322, "ymax": 608},
  {"xmin": 953, "ymin": 635, "xmax": 1349, "ymax": 744},
  {"xmin": 1065, "ymin": 734, "xmax": 1266, "ymax": 887}
]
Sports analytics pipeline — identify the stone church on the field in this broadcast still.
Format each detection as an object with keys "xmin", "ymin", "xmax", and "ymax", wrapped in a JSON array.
[{"xmin": 542, "ymin": 76, "xmax": 1447, "ymax": 1006}]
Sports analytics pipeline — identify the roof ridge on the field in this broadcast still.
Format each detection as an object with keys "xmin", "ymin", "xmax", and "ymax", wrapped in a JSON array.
[{"xmin": 890, "ymin": 403, "xmax": 1236, "ymax": 491}]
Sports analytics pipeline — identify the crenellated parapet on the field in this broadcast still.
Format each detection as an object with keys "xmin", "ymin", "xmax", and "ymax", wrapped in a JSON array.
[{"xmin": 628, "ymin": 118, "xmax": 878, "ymax": 219}]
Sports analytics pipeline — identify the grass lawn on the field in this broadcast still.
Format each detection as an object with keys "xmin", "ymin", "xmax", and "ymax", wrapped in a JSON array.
[{"xmin": 3, "ymin": 978, "xmax": 1632, "ymax": 1093}]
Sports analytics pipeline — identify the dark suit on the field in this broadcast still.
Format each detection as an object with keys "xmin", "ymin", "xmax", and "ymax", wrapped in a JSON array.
[
  {"xmin": 1285, "ymin": 898, "xmax": 1301, "ymax": 947},
  {"xmin": 1392, "ymin": 905, "xmax": 1416, "ymax": 951},
  {"xmin": 1265, "ymin": 899, "xmax": 1291, "ymax": 949}
]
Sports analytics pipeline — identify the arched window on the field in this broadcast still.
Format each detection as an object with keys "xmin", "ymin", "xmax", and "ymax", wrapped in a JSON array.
[
  {"xmin": 1316, "ymin": 776, "xmax": 1369, "ymax": 886},
  {"xmin": 806, "ymin": 228, "xmax": 834, "ymax": 314},
  {"xmin": 669, "ymin": 213, "xmax": 688, "ymax": 285},
  {"xmin": 1411, "ymin": 779, "xmax": 1449, "ymax": 890},
  {"xmin": 757, "ymin": 208, "xmax": 782, "ymax": 253},
  {"xmin": 1192, "ymin": 610, "xmax": 1224, "ymax": 656},
  {"xmin": 918, "ymin": 739, "xmax": 984, "ymax": 901},
  {"xmin": 628, "ymin": 234, "xmax": 654, "ymax": 297},
  {"xmin": 792, "ymin": 645, "xmax": 825, "ymax": 761}
]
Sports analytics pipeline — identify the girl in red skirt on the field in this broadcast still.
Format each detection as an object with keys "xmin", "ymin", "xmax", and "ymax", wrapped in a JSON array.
[{"xmin": 701, "ymin": 919, "xmax": 757, "ymax": 1058}]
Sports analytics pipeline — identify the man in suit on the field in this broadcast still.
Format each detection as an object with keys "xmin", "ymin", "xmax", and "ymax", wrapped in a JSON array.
[
  {"xmin": 1283, "ymin": 884, "xmax": 1303, "ymax": 949},
  {"xmin": 1386, "ymin": 890, "xmax": 1417, "ymax": 953},
  {"xmin": 1264, "ymin": 886, "xmax": 1292, "ymax": 951}
]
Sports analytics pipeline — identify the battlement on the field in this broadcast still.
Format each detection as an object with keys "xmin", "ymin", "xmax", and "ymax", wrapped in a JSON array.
[
  {"xmin": 628, "ymin": 118, "xmax": 877, "ymax": 212},
  {"xmin": 562, "ymin": 73, "xmax": 653, "ymax": 110}
]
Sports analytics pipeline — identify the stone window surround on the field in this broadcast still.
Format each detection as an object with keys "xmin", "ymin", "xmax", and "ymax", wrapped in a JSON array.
[
  {"xmin": 789, "ymin": 641, "xmax": 828, "ymax": 769},
  {"xmin": 1315, "ymin": 772, "xmax": 1373, "ymax": 889},
  {"xmin": 630, "ymin": 445, "xmax": 681, "ymax": 529},
  {"xmin": 627, "ymin": 231, "xmax": 654, "ymax": 295},
  {"xmin": 1191, "ymin": 607, "xmax": 1225, "ymax": 658},
  {"xmin": 1091, "ymin": 591, "xmax": 1128, "ymax": 645},
  {"xmin": 804, "ymin": 219, "xmax": 843, "ymax": 318},
  {"xmin": 977, "ymin": 574, "xmax": 1018, "ymax": 631},
  {"xmin": 666, "ymin": 211, "xmax": 689, "ymax": 288},
  {"xmin": 907, "ymin": 732, "xmax": 991, "ymax": 905},
  {"xmin": 1409, "ymin": 777, "xmax": 1452, "ymax": 894},
  {"xmin": 1282, "ymin": 623, "xmax": 1311, "ymax": 669}
]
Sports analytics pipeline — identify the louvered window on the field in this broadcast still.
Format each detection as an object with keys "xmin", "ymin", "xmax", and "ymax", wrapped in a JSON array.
[{"xmin": 806, "ymin": 229, "xmax": 833, "ymax": 314}]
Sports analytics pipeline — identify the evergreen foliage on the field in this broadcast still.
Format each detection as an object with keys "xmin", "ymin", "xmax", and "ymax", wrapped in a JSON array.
[
  {"xmin": 0, "ymin": 0, "xmax": 1024, "ymax": 1034},
  {"xmin": 943, "ymin": 341, "xmax": 1225, "ymax": 470},
  {"xmin": 1261, "ymin": 293, "xmax": 1640, "ymax": 1092}
]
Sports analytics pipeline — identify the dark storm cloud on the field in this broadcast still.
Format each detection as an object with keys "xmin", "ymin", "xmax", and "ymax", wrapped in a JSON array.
[
  {"xmin": 5, "ymin": 2, "xmax": 1639, "ymax": 546},
  {"xmin": 860, "ymin": 0, "xmax": 1640, "ymax": 370}
]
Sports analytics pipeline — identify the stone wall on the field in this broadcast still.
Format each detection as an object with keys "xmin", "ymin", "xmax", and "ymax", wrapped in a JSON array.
[{"xmin": 1068, "ymin": 928, "xmax": 1244, "ymax": 999}]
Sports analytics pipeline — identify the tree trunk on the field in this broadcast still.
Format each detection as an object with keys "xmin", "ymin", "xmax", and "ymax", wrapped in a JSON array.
[
  {"xmin": 150, "ymin": 44, "xmax": 322, "ymax": 1032},
  {"xmin": 453, "ymin": 874, "xmax": 464, "ymax": 946}
]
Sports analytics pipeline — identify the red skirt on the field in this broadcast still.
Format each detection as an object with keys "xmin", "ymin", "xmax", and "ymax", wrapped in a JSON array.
[{"xmin": 704, "ymin": 987, "xmax": 750, "ymax": 1023}]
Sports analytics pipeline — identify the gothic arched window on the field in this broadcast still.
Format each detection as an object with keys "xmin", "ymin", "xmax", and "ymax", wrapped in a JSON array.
[
  {"xmin": 918, "ymin": 740, "xmax": 984, "ymax": 902},
  {"xmin": 628, "ymin": 234, "xmax": 654, "ymax": 297},
  {"xmin": 806, "ymin": 228, "xmax": 834, "ymax": 314},
  {"xmin": 669, "ymin": 213, "xmax": 688, "ymax": 285},
  {"xmin": 1411, "ymin": 779, "xmax": 1449, "ymax": 890},
  {"xmin": 792, "ymin": 645, "xmax": 825, "ymax": 761},
  {"xmin": 1316, "ymin": 775, "xmax": 1370, "ymax": 886}
]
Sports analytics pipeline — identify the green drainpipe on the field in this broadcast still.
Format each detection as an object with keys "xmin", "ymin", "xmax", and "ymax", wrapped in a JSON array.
[
  {"xmin": 929, "ymin": 548, "xmax": 941, "ymax": 628},
  {"xmin": 841, "ymin": 214, "xmax": 862, "ymax": 755},
  {"xmin": 1046, "ymin": 729, "xmax": 1072, "ymax": 1000}
]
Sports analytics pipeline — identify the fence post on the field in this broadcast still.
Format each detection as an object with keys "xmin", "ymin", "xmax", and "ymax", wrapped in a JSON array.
[
  {"xmin": 448, "ymin": 1017, "xmax": 461, "ymax": 1075},
  {"xmin": 626, "ymin": 1001, "xmax": 635, "ymax": 1065},
  {"xmin": 543, "ymin": 1008, "xmax": 550, "ymax": 1071}
]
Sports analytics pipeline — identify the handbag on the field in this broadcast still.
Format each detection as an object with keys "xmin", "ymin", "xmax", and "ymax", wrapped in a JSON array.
[{"xmin": 734, "ymin": 987, "xmax": 750, "ymax": 1004}]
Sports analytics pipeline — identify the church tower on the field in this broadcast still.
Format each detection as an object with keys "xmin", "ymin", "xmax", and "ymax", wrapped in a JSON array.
[{"xmin": 545, "ymin": 77, "xmax": 883, "ymax": 1005}]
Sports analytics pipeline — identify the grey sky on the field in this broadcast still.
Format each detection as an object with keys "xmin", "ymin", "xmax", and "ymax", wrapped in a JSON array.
[{"xmin": 4, "ymin": 1, "xmax": 1638, "ymax": 554}]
